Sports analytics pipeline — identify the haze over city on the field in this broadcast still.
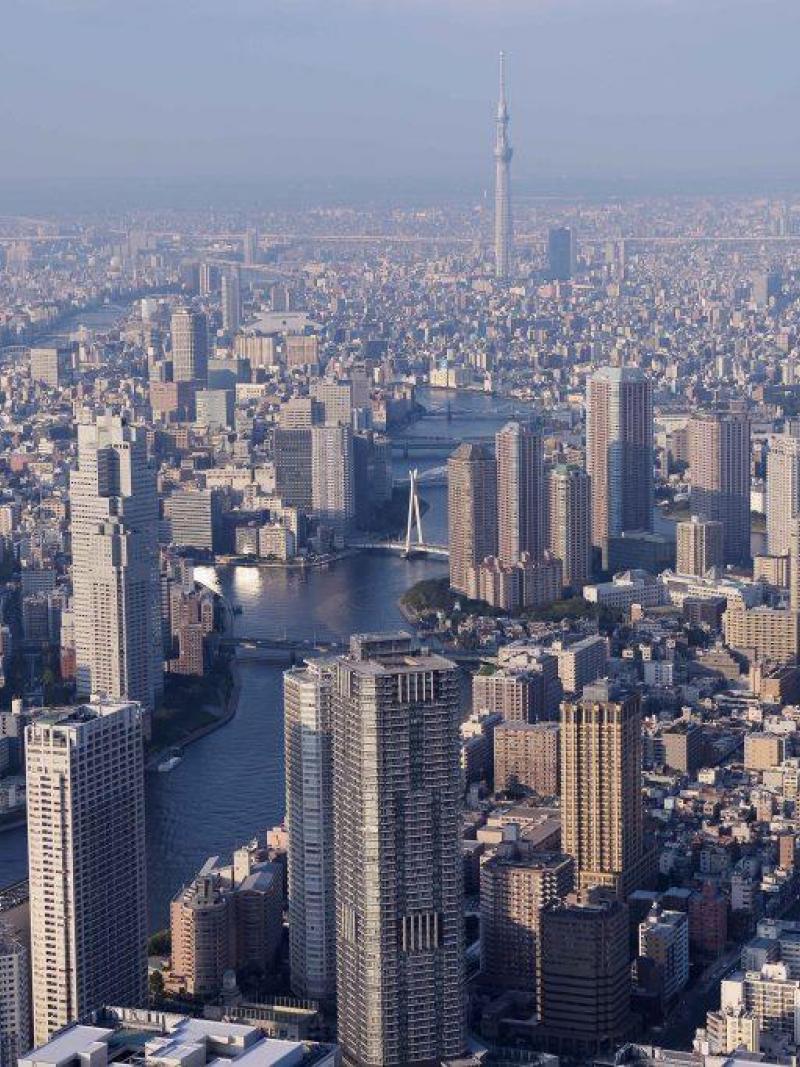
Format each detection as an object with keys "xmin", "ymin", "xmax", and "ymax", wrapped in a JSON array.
[{"xmin": 3, "ymin": 0, "xmax": 800, "ymax": 201}]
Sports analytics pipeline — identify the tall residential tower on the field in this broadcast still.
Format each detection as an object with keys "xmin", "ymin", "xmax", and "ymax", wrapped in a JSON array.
[
  {"xmin": 70, "ymin": 413, "xmax": 161, "ymax": 712},
  {"xmin": 332, "ymin": 634, "xmax": 465, "ymax": 1066},
  {"xmin": 493, "ymin": 51, "xmax": 513, "ymax": 279},
  {"xmin": 586, "ymin": 366, "xmax": 653, "ymax": 561},
  {"xmin": 26, "ymin": 699, "xmax": 147, "ymax": 1044}
]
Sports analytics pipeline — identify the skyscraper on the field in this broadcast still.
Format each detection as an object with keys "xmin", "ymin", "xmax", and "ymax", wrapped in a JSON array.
[
  {"xmin": 547, "ymin": 464, "xmax": 591, "ymax": 589},
  {"xmin": 171, "ymin": 307, "xmax": 208, "ymax": 384},
  {"xmin": 547, "ymin": 226, "xmax": 577, "ymax": 281},
  {"xmin": 586, "ymin": 366, "xmax": 653, "ymax": 559},
  {"xmin": 561, "ymin": 679, "xmax": 649, "ymax": 899},
  {"xmin": 447, "ymin": 442, "xmax": 497, "ymax": 597},
  {"xmin": 332, "ymin": 634, "xmax": 465, "ymax": 1066},
  {"xmin": 767, "ymin": 432, "xmax": 800, "ymax": 556},
  {"xmin": 26, "ymin": 699, "xmax": 147, "ymax": 1044},
  {"xmin": 221, "ymin": 270, "xmax": 241, "ymax": 335},
  {"xmin": 311, "ymin": 425, "xmax": 355, "ymax": 535},
  {"xmin": 493, "ymin": 51, "xmax": 513, "ymax": 279},
  {"xmin": 70, "ymin": 413, "xmax": 161, "ymax": 712},
  {"xmin": 496, "ymin": 421, "xmax": 545, "ymax": 566},
  {"xmin": 688, "ymin": 411, "xmax": 751, "ymax": 566},
  {"xmin": 284, "ymin": 660, "xmax": 336, "ymax": 1006}
]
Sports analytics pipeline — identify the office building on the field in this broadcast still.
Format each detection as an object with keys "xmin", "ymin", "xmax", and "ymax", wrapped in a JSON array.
[
  {"xmin": 676, "ymin": 516, "xmax": 724, "ymax": 577},
  {"xmin": 493, "ymin": 721, "xmax": 560, "ymax": 795},
  {"xmin": 0, "ymin": 922, "xmax": 30, "ymax": 1067},
  {"xmin": 274, "ymin": 428, "xmax": 313, "ymax": 511},
  {"xmin": 480, "ymin": 831, "xmax": 573, "ymax": 994},
  {"xmin": 70, "ymin": 414, "xmax": 161, "ymax": 711},
  {"xmin": 493, "ymin": 51, "xmax": 513, "ymax": 279},
  {"xmin": 586, "ymin": 367, "xmax": 653, "ymax": 559},
  {"xmin": 767, "ymin": 433, "xmax": 800, "ymax": 556},
  {"xmin": 221, "ymin": 270, "xmax": 241, "ymax": 335},
  {"xmin": 447, "ymin": 442, "xmax": 497, "ymax": 598},
  {"xmin": 332, "ymin": 634, "xmax": 465, "ymax": 1066},
  {"xmin": 283, "ymin": 661, "xmax": 336, "ymax": 1005},
  {"xmin": 688, "ymin": 411, "xmax": 751, "ymax": 565},
  {"xmin": 171, "ymin": 307, "xmax": 208, "ymax": 384},
  {"xmin": 547, "ymin": 464, "xmax": 591, "ymax": 589},
  {"xmin": 605, "ymin": 531, "xmax": 675, "ymax": 575},
  {"xmin": 310, "ymin": 380, "xmax": 353, "ymax": 427},
  {"xmin": 547, "ymin": 227, "xmax": 577, "ymax": 281},
  {"xmin": 539, "ymin": 898, "xmax": 632, "ymax": 1055},
  {"xmin": 26, "ymin": 700, "xmax": 147, "ymax": 1044},
  {"xmin": 311, "ymin": 425, "xmax": 355, "ymax": 535},
  {"xmin": 29, "ymin": 346, "xmax": 71, "ymax": 389},
  {"xmin": 561, "ymin": 680, "xmax": 650, "ymax": 899},
  {"xmin": 164, "ymin": 490, "xmax": 222, "ymax": 552},
  {"xmin": 496, "ymin": 421, "xmax": 545, "ymax": 566},
  {"xmin": 195, "ymin": 389, "xmax": 234, "ymax": 431}
]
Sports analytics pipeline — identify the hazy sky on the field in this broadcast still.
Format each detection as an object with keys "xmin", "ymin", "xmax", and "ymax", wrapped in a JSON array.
[{"xmin": 2, "ymin": 0, "xmax": 800, "ymax": 194}]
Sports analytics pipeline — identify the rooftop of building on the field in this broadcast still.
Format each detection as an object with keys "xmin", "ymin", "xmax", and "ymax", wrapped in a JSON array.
[{"xmin": 21, "ymin": 1010, "xmax": 336, "ymax": 1067}]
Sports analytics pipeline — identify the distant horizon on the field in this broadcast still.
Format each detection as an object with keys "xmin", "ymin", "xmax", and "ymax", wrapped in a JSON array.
[{"xmin": 4, "ymin": 173, "xmax": 800, "ymax": 216}]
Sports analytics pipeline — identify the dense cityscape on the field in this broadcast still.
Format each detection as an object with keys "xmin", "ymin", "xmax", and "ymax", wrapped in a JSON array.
[{"xmin": 4, "ymin": 10, "xmax": 800, "ymax": 1067}]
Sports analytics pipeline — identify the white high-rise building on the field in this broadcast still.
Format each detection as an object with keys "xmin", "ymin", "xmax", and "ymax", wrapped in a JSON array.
[
  {"xmin": 333, "ymin": 633, "xmax": 465, "ymax": 1067},
  {"xmin": 70, "ymin": 414, "xmax": 161, "ymax": 711},
  {"xmin": 171, "ymin": 307, "xmax": 208, "ymax": 384},
  {"xmin": 767, "ymin": 433, "xmax": 800, "ymax": 557},
  {"xmin": 311, "ymin": 425, "xmax": 355, "ymax": 535},
  {"xmin": 0, "ymin": 922, "xmax": 30, "ymax": 1067},
  {"xmin": 283, "ymin": 661, "xmax": 336, "ymax": 1006},
  {"xmin": 26, "ymin": 699, "xmax": 147, "ymax": 1045}
]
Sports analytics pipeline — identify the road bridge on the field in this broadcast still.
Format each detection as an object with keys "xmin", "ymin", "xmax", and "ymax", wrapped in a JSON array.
[{"xmin": 349, "ymin": 540, "xmax": 449, "ymax": 559}]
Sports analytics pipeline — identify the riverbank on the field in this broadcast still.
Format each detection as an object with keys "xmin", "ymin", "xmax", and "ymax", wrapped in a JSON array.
[
  {"xmin": 214, "ymin": 548, "xmax": 359, "ymax": 569},
  {"xmin": 146, "ymin": 654, "xmax": 242, "ymax": 771}
]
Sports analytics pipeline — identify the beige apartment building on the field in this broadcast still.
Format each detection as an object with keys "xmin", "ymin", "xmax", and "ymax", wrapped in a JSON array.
[
  {"xmin": 447, "ymin": 442, "xmax": 497, "ymax": 598},
  {"xmin": 480, "ymin": 831, "xmax": 573, "ymax": 996},
  {"xmin": 561, "ymin": 680, "xmax": 652, "ymax": 899},
  {"xmin": 723, "ymin": 605, "xmax": 799, "ymax": 665},
  {"xmin": 26, "ymin": 700, "xmax": 147, "ymax": 1045},
  {"xmin": 494, "ymin": 721, "xmax": 560, "ymax": 795},
  {"xmin": 676, "ymin": 516, "xmax": 724, "ymax": 577},
  {"xmin": 547, "ymin": 464, "xmax": 591, "ymax": 590}
]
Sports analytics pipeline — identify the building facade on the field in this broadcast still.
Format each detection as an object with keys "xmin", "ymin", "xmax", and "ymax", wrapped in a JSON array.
[
  {"xmin": 26, "ymin": 700, "xmax": 147, "ymax": 1044},
  {"xmin": 332, "ymin": 634, "xmax": 465, "ymax": 1066}
]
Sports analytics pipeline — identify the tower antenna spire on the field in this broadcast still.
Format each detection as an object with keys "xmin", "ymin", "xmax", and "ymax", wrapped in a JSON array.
[{"xmin": 493, "ymin": 50, "xmax": 513, "ymax": 279}]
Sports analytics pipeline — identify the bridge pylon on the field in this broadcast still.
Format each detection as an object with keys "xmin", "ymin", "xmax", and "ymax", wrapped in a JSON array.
[{"xmin": 404, "ymin": 468, "xmax": 425, "ymax": 557}]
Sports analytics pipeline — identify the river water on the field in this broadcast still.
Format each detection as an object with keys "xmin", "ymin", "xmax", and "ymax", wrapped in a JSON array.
[{"xmin": 0, "ymin": 386, "xmax": 527, "ymax": 927}]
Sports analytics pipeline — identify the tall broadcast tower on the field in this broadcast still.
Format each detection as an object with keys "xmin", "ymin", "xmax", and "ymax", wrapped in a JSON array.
[{"xmin": 494, "ymin": 50, "xmax": 513, "ymax": 279}]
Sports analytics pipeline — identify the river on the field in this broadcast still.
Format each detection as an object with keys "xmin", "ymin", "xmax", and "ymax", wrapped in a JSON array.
[{"xmin": 0, "ymin": 386, "xmax": 527, "ymax": 928}]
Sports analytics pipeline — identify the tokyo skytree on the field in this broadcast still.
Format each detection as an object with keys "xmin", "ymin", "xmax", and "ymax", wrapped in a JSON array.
[{"xmin": 493, "ymin": 50, "xmax": 513, "ymax": 279}]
